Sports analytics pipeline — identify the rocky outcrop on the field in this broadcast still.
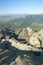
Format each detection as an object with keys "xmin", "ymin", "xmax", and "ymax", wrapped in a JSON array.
[
  {"xmin": 10, "ymin": 56, "xmax": 26, "ymax": 65},
  {"xmin": 38, "ymin": 29, "xmax": 43, "ymax": 47},
  {"xmin": 29, "ymin": 29, "xmax": 43, "ymax": 48},
  {"xmin": 18, "ymin": 27, "xmax": 43, "ymax": 48},
  {"xmin": 29, "ymin": 32, "xmax": 40, "ymax": 47},
  {"xmin": 18, "ymin": 27, "xmax": 33, "ymax": 42}
]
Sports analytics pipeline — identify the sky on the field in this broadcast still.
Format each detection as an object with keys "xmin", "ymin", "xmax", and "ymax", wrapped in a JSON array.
[{"xmin": 0, "ymin": 0, "xmax": 43, "ymax": 15}]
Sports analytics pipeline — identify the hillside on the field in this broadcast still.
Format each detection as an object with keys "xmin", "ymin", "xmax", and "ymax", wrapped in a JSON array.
[{"xmin": 0, "ymin": 27, "xmax": 43, "ymax": 65}]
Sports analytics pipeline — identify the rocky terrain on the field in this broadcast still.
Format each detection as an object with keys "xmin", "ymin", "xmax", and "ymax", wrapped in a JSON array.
[{"xmin": 0, "ymin": 27, "xmax": 43, "ymax": 65}]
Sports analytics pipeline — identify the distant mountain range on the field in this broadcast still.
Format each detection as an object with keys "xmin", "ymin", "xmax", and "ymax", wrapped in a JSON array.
[
  {"xmin": 0, "ymin": 14, "xmax": 27, "ymax": 19},
  {"xmin": 0, "ymin": 14, "xmax": 43, "ymax": 31}
]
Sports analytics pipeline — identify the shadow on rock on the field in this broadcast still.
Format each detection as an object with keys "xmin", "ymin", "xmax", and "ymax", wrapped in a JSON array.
[{"xmin": 0, "ymin": 41, "xmax": 43, "ymax": 65}]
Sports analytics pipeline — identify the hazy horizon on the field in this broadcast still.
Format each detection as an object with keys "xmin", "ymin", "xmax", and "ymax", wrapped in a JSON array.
[{"xmin": 1, "ymin": 13, "xmax": 43, "ymax": 16}]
